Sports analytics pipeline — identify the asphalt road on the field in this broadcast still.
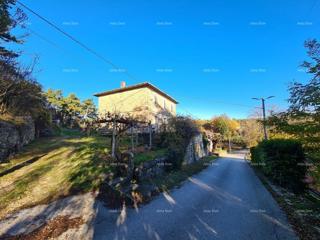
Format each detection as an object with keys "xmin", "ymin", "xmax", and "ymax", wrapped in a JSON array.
[{"xmin": 93, "ymin": 152, "xmax": 298, "ymax": 240}]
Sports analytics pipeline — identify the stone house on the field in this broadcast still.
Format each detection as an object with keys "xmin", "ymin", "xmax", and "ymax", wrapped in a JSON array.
[{"xmin": 94, "ymin": 82, "xmax": 178, "ymax": 126}]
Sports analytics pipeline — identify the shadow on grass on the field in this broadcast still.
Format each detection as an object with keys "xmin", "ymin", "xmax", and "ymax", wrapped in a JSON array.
[
  {"xmin": 0, "ymin": 154, "xmax": 47, "ymax": 177},
  {"xmin": 0, "ymin": 136, "xmax": 112, "ymax": 218},
  {"xmin": 66, "ymin": 138, "xmax": 112, "ymax": 194}
]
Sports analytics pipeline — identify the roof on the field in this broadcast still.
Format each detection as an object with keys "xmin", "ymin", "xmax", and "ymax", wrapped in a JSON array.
[{"xmin": 94, "ymin": 82, "xmax": 178, "ymax": 104}]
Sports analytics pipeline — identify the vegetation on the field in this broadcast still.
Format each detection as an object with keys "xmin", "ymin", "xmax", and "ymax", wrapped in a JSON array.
[
  {"xmin": 204, "ymin": 115, "xmax": 239, "ymax": 141},
  {"xmin": 268, "ymin": 39, "xmax": 320, "ymax": 190},
  {"xmin": 146, "ymin": 156, "xmax": 217, "ymax": 192},
  {"xmin": 0, "ymin": 0, "xmax": 97, "ymax": 138},
  {"xmin": 238, "ymin": 118, "xmax": 263, "ymax": 147},
  {"xmin": 250, "ymin": 139, "xmax": 307, "ymax": 193},
  {"xmin": 0, "ymin": 133, "xmax": 112, "ymax": 219},
  {"xmin": 0, "ymin": 0, "xmax": 47, "ymax": 121},
  {"xmin": 134, "ymin": 148, "xmax": 168, "ymax": 165},
  {"xmin": 252, "ymin": 164, "xmax": 320, "ymax": 240},
  {"xmin": 158, "ymin": 116, "xmax": 200, "ymax": 170},
  {"xmin": 45, "ymin": 89, "xmax": 97, "ymax": 128},
  {"xmin": 200, "ymin": 115, "xmax": 252, "ymax": 151}
]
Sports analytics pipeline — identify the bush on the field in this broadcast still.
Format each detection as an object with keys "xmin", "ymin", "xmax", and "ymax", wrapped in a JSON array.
[
  {"xmin": 161, "ymin": 116, "xmax": 200, "ymax": 170},
  {"xmin": 251, "ymin": 139, "xmax": 307, "ymax": 193},
  {"xmin": 250, "ymin": 146, "xmax": 265, "ymax": 165}
]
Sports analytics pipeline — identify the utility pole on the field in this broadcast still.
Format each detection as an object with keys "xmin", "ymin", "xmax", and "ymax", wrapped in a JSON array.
[{"xmin": 252, "ymin": 96, "xmax": 274, "ymax": 140}]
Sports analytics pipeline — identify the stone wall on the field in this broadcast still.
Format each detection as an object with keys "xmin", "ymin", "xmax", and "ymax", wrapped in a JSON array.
[
  {"xmin": 134, "ymin": 156, "xmax": 168, "ymax": 181},
  {"xmin": 133, "ymin": 133, "xmax": 209, "ymax": 181},
  {"xmin": 0, "ymin": 117, "xmax": 35, "ymax": 163},
  {"xmin": 183, "ymin": 133, "xmax": 208, "ymax": 165}
]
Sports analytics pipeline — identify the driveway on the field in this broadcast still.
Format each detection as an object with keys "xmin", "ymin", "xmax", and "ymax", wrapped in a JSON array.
[{"xmin": 93, "ymin": 151, "xmax": 298, "ymax": 240}]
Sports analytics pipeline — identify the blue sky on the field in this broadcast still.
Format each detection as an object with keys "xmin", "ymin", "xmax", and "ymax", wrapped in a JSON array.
[{"xmin": 12, "ymin": 0, "xmax": 320, "ymax": 119}]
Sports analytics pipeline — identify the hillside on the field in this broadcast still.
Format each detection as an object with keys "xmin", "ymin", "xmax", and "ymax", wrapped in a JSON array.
[{"xmin": 0, "ymin": 134, "xmax": 111, "ymax": 219}]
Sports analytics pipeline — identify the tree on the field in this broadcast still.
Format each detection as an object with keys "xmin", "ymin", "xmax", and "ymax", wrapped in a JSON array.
[
  {"xmin": 268, "ymin": 39, "xmax": 320, "ymax": 150},
  {"xmin": 0, "ymin": 0, "xmax": 47, "ymax": 120},
  {"xmin": 268, "ymin": 39, "xmax": 320, "ymax": 190},
  {"xmin": 206, "ymin": 115, "xmax": 240, "ymax": 151},
  {"xmin": 46, "ymin": 89, "xmax": 64, "ymax": 110},
  {"xmin": 45, "ymin": 89, "xmax": 97, "ymax": 128},
  {"xmin": 164, "ymin": 116, "xmax": 200, "ymax": 169},
  {"xmin": 238, "ymin": 119, "xmax": 263, "ymax": 147},
  {"xmin": 81, "ymin": 99, "xmax": 97, "ymax": 121},
  {"xmin": 0, "ymin": 0, "xmax": 26, "ymax": 59}
]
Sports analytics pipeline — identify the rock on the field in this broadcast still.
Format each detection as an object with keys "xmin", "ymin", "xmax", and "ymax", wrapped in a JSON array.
[
  {"xmin": 0, "ymin": 117, "xmax": 35, "ymax": 163},
  {"xmin": 207, "ymin": 138, "xmax": 214, "ymax": 154},
  {"xmin": 134, "ymin": 156, "xmax": 168, "ymax": 181},
  {"xmin": 136, "ymin": 183, "xmax": 160, "ymax": 199},
  {"xmin": 183, "ymin": 133, "xmax": 208, "ymax": 165}
]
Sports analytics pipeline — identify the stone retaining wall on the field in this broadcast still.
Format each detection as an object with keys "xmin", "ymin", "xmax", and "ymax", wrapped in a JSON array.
[
  {"xmin": 0, "ymin": 117, "xmax": 35, "ymax": 163},
  {"xmin": 134, "ymin": 133, "xmax": 209, "ymax": 180},
  {"xmin": 134, "ymin": 156, "xmax": 168, "ymax": 181}
]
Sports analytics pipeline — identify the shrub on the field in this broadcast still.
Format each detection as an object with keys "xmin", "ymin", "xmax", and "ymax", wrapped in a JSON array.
[
  {"xmin": 251, "ymin": 139, "xmax": 307, "ymax": 193},
  {"xmin": 162, "ymin": 116, "xmax": 200, "ymax": 170},
  {"xmin": 250, "ymin": 146, "xmax": 265, "ymax": 165}
]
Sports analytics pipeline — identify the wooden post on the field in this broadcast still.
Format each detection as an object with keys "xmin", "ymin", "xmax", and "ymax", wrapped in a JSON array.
[
  {"xmin": 111, "ymin": 116, "xmax": 117, "ymax": 158},
  {"xmin": 131, "ymin": 123, "xmax": 134, "ymax": 151},
  {"xmin": 135, "ymin": 127, "xmax": 138, "ymax": 147},
  {"xmin": 149, "ymin": 122, "xmax": 152, "ymax": 150}
]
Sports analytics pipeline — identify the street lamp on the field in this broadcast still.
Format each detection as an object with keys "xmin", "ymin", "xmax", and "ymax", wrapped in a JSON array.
[{"xmin": 252, "ymin": 96, "xmax": 274, "ymax": 140}]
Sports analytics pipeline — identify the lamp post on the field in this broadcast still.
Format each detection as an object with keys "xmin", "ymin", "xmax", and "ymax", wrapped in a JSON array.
[{"xmin": 252, "ymin": 96, "xmax": 274, "ymax": 140}]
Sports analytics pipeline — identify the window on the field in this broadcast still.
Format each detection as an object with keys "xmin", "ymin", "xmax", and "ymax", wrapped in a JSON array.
[
  {"xmin": 154, "ymin": 95, "xmax": 157, "ymax": 104},
  {"xmin": 163, "ymin": 99, "xmax": 166, "ymax": 109},
  {"xmin": 171, "ymin": 104, "xmax": 173, "ymax": 112}
]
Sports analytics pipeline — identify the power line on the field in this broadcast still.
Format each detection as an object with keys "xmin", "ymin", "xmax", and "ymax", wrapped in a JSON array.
[
  {"xmin": 252, "ymin": 96, "xmax": 275, "ymax": 140},
  {"xmin": 23, "ymin": 25, "xmax": 68, "ymax": 53},
  {"xmin": 307, "ymin": 0, "xmax": 319, "ymax": 16},
  {"xmin": 209, "ymin": 100, "xmax": 262, "ymax": 109},
  {"xmin": 16, "ymin": 0, "xmax": 138, "ymax": 81},
  {"xmin": 16, "ymin": 1, "xmax": 262, "ymax": 118}
]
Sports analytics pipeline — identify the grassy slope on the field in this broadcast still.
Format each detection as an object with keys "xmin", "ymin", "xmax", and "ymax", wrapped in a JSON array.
[
  {"xmin": 0, "ymin": 135, "xmax": 111, "ymax": 219},
  {"xmin": 134, "ymin": 148, "xmax": 168, "ymax": 165},
  {"xmin": 0, "ymin": 131, "xmax": 170, "ymax": 219}
]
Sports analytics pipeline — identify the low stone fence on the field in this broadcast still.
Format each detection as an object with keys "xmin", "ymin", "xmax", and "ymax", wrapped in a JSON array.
[
  {"xmin": 134, "ymin": 156, "xmax": 169, "ymax": 181},
  {"xmin": 133, "ymin": 133, "xmax": 210, "ymax": 181}
]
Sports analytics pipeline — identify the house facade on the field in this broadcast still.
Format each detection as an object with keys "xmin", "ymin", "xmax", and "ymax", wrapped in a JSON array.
[{"xmin": 94, "ymin": 82, "xmax": 178, "ymax": 125}]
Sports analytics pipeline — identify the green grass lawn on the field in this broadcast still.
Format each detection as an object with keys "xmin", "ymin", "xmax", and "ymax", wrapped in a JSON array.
[
  {"xmin": 134, "ymin": 148, "xmax": 168, "ymax": 165},
  {"xmin": 0, "ymin": 131, "xmax": 171, "ymax": 219},
  {"xmin": 0, "ymin": 135, "xmax": 112, "ymax": 219}
]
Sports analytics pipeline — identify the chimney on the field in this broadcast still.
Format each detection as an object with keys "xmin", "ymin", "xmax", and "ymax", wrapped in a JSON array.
[{"xmin": 120, "ymin": 81, "xmax": 126, "ymax": 88}]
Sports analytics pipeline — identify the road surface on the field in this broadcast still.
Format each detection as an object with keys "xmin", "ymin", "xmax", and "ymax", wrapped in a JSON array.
[{"xmin": 93, "ymin": 151, "xmax": 297, "ymax": 240}]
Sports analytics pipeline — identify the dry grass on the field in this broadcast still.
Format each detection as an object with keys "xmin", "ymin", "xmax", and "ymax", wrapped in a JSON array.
[
  {"xmin": 0, "ymin": 131, "xmax": 170, "ymax": 219},
  {"xmin": 0, "ymin": 113, "xmax": 27, "ymax": 125},
  {"xmin": 0, "ymin": 137, "xmax": 66, "ymax": 173},
  {"xmin": 0, "ymin": 135, "xmax": 111, "ymax": 219}
]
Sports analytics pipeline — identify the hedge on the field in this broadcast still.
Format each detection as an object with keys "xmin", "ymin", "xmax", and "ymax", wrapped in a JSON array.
[{"xmin": 250, "ymin": 139, "xmax": 307, "ymax": 193}]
